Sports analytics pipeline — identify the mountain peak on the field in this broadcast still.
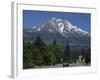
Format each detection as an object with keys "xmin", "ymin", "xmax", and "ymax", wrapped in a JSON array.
[{"xmin": 30, "ymin": 17, "xmax": 89, "ymax": 36}]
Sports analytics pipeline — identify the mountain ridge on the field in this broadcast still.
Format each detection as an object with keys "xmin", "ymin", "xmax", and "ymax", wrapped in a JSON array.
[{"xmin": 29, "ymin": 17, "xmax": 90, "ymax": 36}]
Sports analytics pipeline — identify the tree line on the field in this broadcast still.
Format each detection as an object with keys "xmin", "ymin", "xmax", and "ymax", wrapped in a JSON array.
[{"xmin": 23, "ymin": 36, "xmax": 90, "ymax": 69}]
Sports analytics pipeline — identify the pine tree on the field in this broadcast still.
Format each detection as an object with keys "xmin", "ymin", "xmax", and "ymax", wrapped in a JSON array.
[
  {"xmin": 54, "ymin": 47, "xmax": 63, "ymax": 63},
  {"xmin": 33, "ymin": 36, "xmax": 52, "ymax": 66},
  {"xmin": 34, "ymin": 36, "xmax": 45, "ymax": 48},
  {"xmin": 23, "ymin": 41, "xmax": 33, "ymax": 69},
  {"xmin": 84, "ymin": 48, "xmax": 91, "ymax": 64},
  {"xmin": 53, "ymin": 39, "xmax": 57, "ymax": 45},
  {"xmin": 32, "ymin": 46, "xmax": 43, "ymax": 66},
  {"xmin": 63, "ymin": 43, "xmax": 70, "ymax": 62}
]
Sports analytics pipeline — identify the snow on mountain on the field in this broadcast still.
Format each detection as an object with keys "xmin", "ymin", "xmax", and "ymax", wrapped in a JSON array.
[
  {"xmin": 58, "ymin": 23, "xmax": 64, "ymax": 32},
  {"xmin": 30, "ymin": 17, "xmax": 90, "ymax": 37},
  {"xmin": 32, "ymin": 26, "xmax": 36, "ymax": 29}
]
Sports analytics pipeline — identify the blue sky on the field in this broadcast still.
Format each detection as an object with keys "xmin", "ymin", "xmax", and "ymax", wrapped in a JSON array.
[{"xmin": 23, "ymin": 10, "xmax": 91, "ymax": 32}]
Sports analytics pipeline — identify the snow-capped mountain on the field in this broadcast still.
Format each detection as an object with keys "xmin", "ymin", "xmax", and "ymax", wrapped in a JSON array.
[
  {"xmin": 24, "ymin": 17, "xmax": 90, "ymax": 47},
  {"xmin": 30, "ymin": 17, "xmax": 89, "ymax": 37}
]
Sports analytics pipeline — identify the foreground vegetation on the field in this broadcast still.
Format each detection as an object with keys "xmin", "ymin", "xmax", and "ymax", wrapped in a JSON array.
[{"xmin": 23, "ymin": 36, "xmax": 90, "ymax": 69}]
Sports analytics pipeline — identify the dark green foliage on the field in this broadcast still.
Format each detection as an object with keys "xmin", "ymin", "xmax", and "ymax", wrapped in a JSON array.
[
  {"xmin": 43, "ymin": 39, "xmax": 57, "ymax": 65},
  {"xmin": 84, "ymin": 48, "xmax": 91, "ymax": 64},
  {"xmin": 23, "ymin": 36, "xmax": 83, "ymax": 69},
  {"xmin": 54, "ymin": 47, "xmax": 63, "ymax": 63},
  {"xmin": 32, "ymin": 46, "xmax": 43, "ymax": 66},
  {"xmin": 63, "ymin": 43, "xmax": 77, "ymax": 63},
  {"xmin": 68, "ymin": 52, "xmax": 77, "ymax": 63},
  {"xmin": 50, "ymin": 54, "xmax": 57, "ymax": 65},
  {"xmin": 63, "ymin": 43, "xmax": 71, "ymax": 62},
  {"xmin": 49, "ymin": 39, "xmax": 63, "ymax": 64},
  {"xmin": 34, "ymin": 36, "xmax": 54, "ymax": 65},
  {"xmin": 40, "ymin": 45, "xmax": 51, "ymax": 65},
  {"xmin": 53, "ymin": 39, "xmax": 57, "ymax": 45},
  {"xmin": 81, "ymin": 48, "xmax": 85, "ymax": 58},
  {"xmin": 23, "ymin": 41, "xmax": 34, "ymax": 69},
  {"xmin": 34, "ymin": 36, "xmax": 45, "ymax": 48}
]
